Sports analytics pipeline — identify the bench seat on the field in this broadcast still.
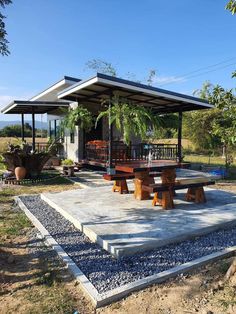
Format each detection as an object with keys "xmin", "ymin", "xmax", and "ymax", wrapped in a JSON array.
[
  {"xmin": 103, "ymin": 171, "xmax": 162, "ymax": 194},
  {"xmin": 103, "ymin": 173, "xmax": 135, "ymax": 194},
  {"xmin": 142, "ymin": 178, "xmax": 215, "ymax": 209}
]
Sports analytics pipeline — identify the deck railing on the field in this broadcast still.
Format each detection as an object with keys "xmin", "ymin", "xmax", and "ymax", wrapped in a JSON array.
[{"xmin": 85, "ymin": 142, "xmax": 178, "ymax": 164}]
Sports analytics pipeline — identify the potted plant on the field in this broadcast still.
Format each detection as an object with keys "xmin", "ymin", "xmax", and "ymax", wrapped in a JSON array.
[
  {"xmin": 96, "ymin": 96, "xmax": 162, "ymax": 144},
  {"xmin": 61, "ymin": 105, "xmax": 93, "ymax": 133}
]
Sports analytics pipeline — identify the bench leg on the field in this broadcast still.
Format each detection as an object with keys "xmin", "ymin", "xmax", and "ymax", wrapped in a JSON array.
[
  {"xmin": 185, "ymin": 187, "xmax": 206, "ymax": 203},
  {"xmin": 112, "ymin": 180, "xmax": 129, "ymax": 194},
  {"xmin": 152, "ymin": 191, "xmax": 174, "ymax": 209},
  {"xmin": 152, "ymin": 192, "xmax": 159, "ymax": 206}
]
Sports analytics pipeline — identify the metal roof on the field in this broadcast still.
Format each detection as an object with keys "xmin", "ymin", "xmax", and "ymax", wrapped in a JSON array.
[
  {"xmin": 30, "ymin": 76, "xmax": 81, "ymax": 101},
  {"xmin": 1, "ymin": 100, "xmax": 70, "ymax": 114},
  {"xmin": 58, "ymin": 73, "xmax": 213, "ymax": 113}
]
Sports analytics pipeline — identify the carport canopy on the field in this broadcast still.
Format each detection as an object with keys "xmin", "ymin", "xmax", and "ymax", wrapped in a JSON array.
[{"xmin": 1, "ymin": 100, "xmax": 70, "ymax": 151}]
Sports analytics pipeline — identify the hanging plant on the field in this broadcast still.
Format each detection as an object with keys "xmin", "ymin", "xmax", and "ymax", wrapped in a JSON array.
[
  {"xmin": 61, "ymin": 105, "xmax": 93, "ymax": 133},
  {"xmin": 96, "ymin": 96, "xmax": 162, "ymax": 144}
]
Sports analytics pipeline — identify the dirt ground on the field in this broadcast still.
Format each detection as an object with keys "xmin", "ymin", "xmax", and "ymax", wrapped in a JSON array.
[{"xmin": 0, "ymin": 182, "xmax": 235, "ymax": 314}]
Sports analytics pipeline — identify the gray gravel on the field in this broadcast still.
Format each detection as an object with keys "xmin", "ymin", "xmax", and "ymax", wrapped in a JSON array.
[{"xmin": 20, "ymin": 195, "xmax": 236, "ymax": 293}]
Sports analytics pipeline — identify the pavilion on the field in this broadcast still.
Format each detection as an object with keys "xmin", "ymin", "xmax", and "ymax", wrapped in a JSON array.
[{"xmin": 1, "ymin": 73, "xmax": 213, "ymax": 169}]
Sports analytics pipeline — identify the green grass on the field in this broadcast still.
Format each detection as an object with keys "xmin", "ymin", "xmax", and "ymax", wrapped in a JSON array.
[
  {"xmin": 184, "ymin": 154, "xmax": 236, "ymax": 180},
  {"xmin": 0, "ymin": 208, "xmax": 32, "ymax": 237}
]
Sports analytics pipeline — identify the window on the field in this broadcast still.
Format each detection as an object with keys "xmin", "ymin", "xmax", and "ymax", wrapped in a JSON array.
[
  {"xmin": 55, "ymin": 120, "xmax": 60, "ymax": 138},
  {"xmin": 49, "ymin": 120, "xmax": 55, "ymax": 138},
  {"xmin": 70, "ymin": 131, "xmax": 75, "ymax": 143},
  {"xmin": 49, "ymin": 119, "xmax": 61, "ymax": 139}
]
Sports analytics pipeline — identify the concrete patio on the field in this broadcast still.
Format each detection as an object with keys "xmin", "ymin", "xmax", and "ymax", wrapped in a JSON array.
[{"xmin": 41, "ymin": 170, "xmax": 236, "ymax": 258}]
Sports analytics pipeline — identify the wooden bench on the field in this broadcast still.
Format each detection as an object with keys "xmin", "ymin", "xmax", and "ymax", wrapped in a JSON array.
[
  {"xmin": 103, "ymin": 173, "xmax": 135, "ymax": 194},
  {"xmin": 142, "ymin": 178, "xmax": 215, "ymax": 210},
  {"xmin": 103, "ymin": 172, "xmax": 162, "ymax": 194}
]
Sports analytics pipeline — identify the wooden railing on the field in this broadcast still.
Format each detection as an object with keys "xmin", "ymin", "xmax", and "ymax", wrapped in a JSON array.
[{"xmin": 85, "ymin": 142, "xmax": 178, "ymax": 164}]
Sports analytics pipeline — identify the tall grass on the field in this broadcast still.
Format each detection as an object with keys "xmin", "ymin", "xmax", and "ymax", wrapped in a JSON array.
[{"xmin": 0, "ymin": 137, "xmax": 48, "ymax": 153}]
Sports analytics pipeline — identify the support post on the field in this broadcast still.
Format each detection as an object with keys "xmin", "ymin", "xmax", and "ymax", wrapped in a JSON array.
[
  {"xmin": 108, "ymin": 95, "xmax": 115, "ymax": 174},
  {"xmin": 32, "ymin": 107, "xmax": 36, "ymax": 151},
  {"xmin": 21, "ymin": 113, "xmax": 25, "ymax": 142},
  {"xmin": 177, "ymin": 111, "xmax": 183, "ymax": 162}
]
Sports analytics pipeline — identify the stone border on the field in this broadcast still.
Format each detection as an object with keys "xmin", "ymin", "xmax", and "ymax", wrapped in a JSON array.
[{"xmin": 15, "ymin": 195, "xmax": 236, "ymax": 308}]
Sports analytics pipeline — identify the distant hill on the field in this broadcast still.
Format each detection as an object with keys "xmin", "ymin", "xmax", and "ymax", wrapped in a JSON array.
[{"xmin": 0, "ymin": 120, "xmax": 48, "ymax": 130}]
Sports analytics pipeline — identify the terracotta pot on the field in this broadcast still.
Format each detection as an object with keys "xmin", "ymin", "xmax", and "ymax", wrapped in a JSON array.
[{"xmin": 15, "ymin": 166, "xmax": 26, "ymax": 180}]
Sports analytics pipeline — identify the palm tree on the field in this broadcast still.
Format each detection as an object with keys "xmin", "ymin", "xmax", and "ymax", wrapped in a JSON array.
[{"xmin": 96, "ymin": 96, "xmax": 162, "ymax": 144}]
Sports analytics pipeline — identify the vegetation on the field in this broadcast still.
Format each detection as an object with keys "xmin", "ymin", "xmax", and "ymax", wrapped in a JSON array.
[
  {"xmin": 61, "ymin": 158, "xmax": 74, "ymax": 166},
  {"xmin": 0, "ymin": 123, "xmax": 47, "ymax": 137},
  {"xmin": 0, "ymin": 0, "xmax": 11, "ymax": 56},
  {"xmin": 86, "ymin": 59, "xmax": 117, "ymax": 76},
  {"xmin": 96, "ymin": 95, "xmax": 162, "ymax": 144},
  {"xmin": 61, "ymin": 105, "xmax": 93, "ymax": 134},
  {"xmin": 2, "ymin": 140, "xmax": 59, "ymax": 178},
  {"xmin": 192, "ymin": 81, "xmax": 236, "ymax": 169},
  {"xmin": 226, "ymin": 0, "xmax": 236, "ymax": 14}
]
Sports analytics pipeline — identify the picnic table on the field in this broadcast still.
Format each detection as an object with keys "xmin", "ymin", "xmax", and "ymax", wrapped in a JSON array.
[{"xmin": 115, "ymin": 160, "xmax": 189, "ymax": 200}]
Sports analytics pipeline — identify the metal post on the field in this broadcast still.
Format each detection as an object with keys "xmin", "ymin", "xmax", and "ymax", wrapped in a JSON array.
[
  {"xmin": 177, "ymin": 111, "xmax": 183, "ymax": 162},
  {"xmin": 108, "ymin": 95, "xmax": 115, "ymax": 174},
  {"xmin": 21, "ymin": 113, "xmax": 25, "ymax": 141},
  {"xmin": 32, "ymin": 107, "xmax": 36, "ymax": 151}
]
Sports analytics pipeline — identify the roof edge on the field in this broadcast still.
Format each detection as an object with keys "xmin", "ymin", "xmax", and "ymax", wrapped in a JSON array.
[
  {"xmin": 30, "ymin": 76, "xmax": 81, "ymax": 101},
  {"xmin": 58, "ymin": 72, "xmax": 212, "ymax": 107}
]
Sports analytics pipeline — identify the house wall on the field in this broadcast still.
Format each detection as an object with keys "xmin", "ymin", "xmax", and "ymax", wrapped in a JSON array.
[
  {"xmin": 47, "ymin": 105, "xmax": 142, "ymax": 163},
  {"xmin": 63, "ymin": 127, "xmax": 80, "ymax": 162},
  {"xmin": 48, "ymin": 104, "xmax": 87, "ymax": 162}
]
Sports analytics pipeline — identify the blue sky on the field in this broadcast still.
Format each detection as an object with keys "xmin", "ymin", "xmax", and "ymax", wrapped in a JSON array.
[{"xmin": 0, "ymin": 0, "xmax": 235, "ymax": 121}]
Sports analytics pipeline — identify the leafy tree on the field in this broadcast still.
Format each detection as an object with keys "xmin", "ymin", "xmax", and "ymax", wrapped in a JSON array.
[
  {"xmin": 0, "ymin": 124, "xmax": 32, "ymax": 137},
  {"xmin": 147, "ymin": 69, "xmax": 157, "ymax": 85},
  {"xmin": 226, "ymin": 0, "xmax": 236, "ymax": 14},
  {"xmin": 193, "ymin": 81, "xmax": 236, "ymax": 168},
  {"xmin": 0, "ymin": 0, "xmax": 12, "ymax": 56},
  {"xmin": 85, "ymin": 59, "xmax": 117, "ymax": 77}
]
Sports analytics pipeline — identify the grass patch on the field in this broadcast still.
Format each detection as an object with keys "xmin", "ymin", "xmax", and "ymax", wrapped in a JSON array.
[
  {"xmin": 25, "ymin": 284, "xmax": 78, "ymax": 314},
  {"xmin": 184, "ymin": 154, "xmax": 236, "ymax": 180},
  {"xmin": 0, "ymin": 208, "xmax": 32, "ymax": 238}
]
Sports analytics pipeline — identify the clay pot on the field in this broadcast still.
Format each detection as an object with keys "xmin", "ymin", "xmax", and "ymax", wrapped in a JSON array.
[{"xmin": 15, "ymin": 166, "xmax": 26, "ymax": 180}]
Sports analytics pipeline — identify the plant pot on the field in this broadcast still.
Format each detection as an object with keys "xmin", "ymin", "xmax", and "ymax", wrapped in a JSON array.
[{"xmin": 15, "ymin": 166, "xmax": 26, "ymax": 180}]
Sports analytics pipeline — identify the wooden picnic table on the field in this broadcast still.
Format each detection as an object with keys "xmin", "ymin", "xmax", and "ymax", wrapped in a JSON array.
[{"xmin": 115, "ymin": 160, "xmax": 189, "ymax": 200}]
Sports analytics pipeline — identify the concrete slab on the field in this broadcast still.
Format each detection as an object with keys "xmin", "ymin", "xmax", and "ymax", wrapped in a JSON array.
[
  {"xmin": 16, "ymin": 196, "xmax": 236, "ymax": 308},
  {"xmin": 41, "ymin": 180, "xmax": 236, "ymax": 258}
]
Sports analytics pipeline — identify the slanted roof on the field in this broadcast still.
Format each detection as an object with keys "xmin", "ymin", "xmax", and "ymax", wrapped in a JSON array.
[
  {"xmin": 58, "ymin": 73, "xmax": 213, "ymax": 113},
  {"xmin": 1, "ymin": 100, "xmax": 70, "ymax": 114},
  {"xmin": 30, "ymin": 76, "xmax": 81, "ymax": 101}
]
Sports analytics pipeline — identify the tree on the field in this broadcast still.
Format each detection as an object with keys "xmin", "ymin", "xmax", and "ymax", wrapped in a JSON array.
[
  {"xmin": 226, "ymin": 0, "xmax": 236, "ymax": 14},
  {"xmin": 85, "ymin": 59, "xmax": 117, "ymax": 77},
  {"xmin": 0, "ymin": 124, "xmax": 32, "ymax": 137},
  {"xmin": 194, "ymin": 81, "xmax": 236, "ymax": 169},
  {"xmin": 0, "ymin": 0, "xmax": 12, "ymax": 56}
]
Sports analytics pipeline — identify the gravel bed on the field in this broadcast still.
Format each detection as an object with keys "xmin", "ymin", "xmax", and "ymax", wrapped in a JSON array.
[{"xmin": 20, "ymin": 195, "xmax": 236, "ymax": 293}]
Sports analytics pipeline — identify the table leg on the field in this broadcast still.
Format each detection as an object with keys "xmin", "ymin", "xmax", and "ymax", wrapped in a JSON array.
[{"xmin": 134, "ymin": 171, "xmax": 155, "ymax": 200}]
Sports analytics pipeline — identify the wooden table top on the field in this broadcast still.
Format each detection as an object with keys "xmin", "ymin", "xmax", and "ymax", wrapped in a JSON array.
[{"xmin": 115, "ymin": 160, "xmax": 189, "ymax": 173}]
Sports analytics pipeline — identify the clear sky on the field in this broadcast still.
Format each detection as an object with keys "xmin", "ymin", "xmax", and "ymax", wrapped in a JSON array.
[{"xmin": 0, "ymin": 0, "xmax": 235, "ymax": 121}]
